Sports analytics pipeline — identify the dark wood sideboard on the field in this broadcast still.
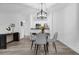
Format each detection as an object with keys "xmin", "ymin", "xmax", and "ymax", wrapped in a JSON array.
[{"xmin": 0, "ymin": 32, "xmax": 19, "ymax": 49}]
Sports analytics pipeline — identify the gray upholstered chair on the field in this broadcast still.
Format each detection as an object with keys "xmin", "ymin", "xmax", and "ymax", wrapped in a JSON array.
[
  {"xmin": 30, "ymin": 33, "xmax": 37, "ymax": 49},
  {"xmin": 34, "ymin": 33, "xmax": 48, "ymax": 55},
  {"xmin": 48, "ymin": 32, "xmax": 58, "ymax": 53}
]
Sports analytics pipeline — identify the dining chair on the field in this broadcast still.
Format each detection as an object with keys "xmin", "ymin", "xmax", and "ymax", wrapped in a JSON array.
[
  {"xmin": 30, "ymin": 33, "xmax": 37, "ymax": 49},
  {"xmin": 48, "ymin": 32, "xmax": 58, "ymax": 53},
  {"xmin": 34, "ymin": 33, "xmax": 48, "ymax": 55},
  {"xmin": 52, "ymin": 32, "xmax": 58, "ymax": 53}
]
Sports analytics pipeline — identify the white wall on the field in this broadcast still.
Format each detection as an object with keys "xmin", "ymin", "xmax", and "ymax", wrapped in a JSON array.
[
  {"xmin": 48, "ymin": 13, "xmax": 53, "ymax": 39},
  {"xmin": 0, "ymin": 13, "xmax": 18, "ymax": 34},
  {"xmin": 0, "ymin": 12, "xmax": 26, "ymax": 39},
  {"xmin": 0, "ymin": 3, "xmax": 36, "ymax": 39},
  {"xmin": 15, "ymin": 13, "xmax": 32, "ymax": 38},
  {"xmin": 53, "ymin": 8, "xmax": 65, "ymax": 41},
  {"xmin": 53, "ymin": 3, "xmax": 79, "ymax": 53}
]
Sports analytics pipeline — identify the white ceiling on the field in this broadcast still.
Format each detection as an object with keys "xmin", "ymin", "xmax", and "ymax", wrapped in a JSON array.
[
  {"xmin": 0, "ymin": 3, "xmax": 36, "ymax": 14},
  {"xmin": 24, "ymin": 3, "xmax": 56, "ymax": 10},
  {"xmin": 0, "ymin": 3, "xmax": 69, "ymax": 15}
]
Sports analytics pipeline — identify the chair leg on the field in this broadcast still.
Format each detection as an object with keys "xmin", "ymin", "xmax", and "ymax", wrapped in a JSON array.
[
  {"xmin": 34, "ymin": 44, "xmax": 36, "ymax": 53},
  {"xmin": 46, "ymin": 42, "xmax": 49, "ymax": 53},
  {"xmin": 36, "ymin": 44, "xmax": 39, "ymax": 55},
  {"xmin": 31, "ymin": 41, "xmax": 33, "ymax": 49},
  {"xmin": 44, "ymin": 44, "xmax": 47, "ymax": 55},
  {"xmin": 53, "ymin": 42, "xmax": 57, "ymax": 54}
]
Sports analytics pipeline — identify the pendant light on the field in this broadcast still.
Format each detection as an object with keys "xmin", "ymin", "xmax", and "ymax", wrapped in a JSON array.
[{"xmin": 37, "ymin": 3, "xmax": 47, "ymax": 19}]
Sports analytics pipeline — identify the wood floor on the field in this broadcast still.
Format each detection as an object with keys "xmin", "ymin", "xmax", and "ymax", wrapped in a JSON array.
[{"xmin": 0, "ymin": 37, "xmax": 78, "ymax": 55}]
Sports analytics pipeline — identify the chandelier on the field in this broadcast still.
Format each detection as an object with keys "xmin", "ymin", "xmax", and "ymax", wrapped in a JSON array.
[{"xmin": 37, "ymin": 3, "xmax": 47, "ymax": 19}]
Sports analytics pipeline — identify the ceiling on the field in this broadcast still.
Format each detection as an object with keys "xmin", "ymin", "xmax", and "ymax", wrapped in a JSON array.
[
  {"xmin": 24, "ymin": 3, "xmax": 56, "ymax": 10},
  {"xmin": 0, "ymin": 3, "xmax": 69, "ymax": 14},
  {"xmin": 0, "ymin": 3, "xmax": 36, "ymax": 14}
]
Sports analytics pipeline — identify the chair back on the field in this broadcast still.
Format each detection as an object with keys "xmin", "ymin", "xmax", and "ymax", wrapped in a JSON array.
[
  {"xmin": 30, "ymin": 33, "xmax": 37, "ymax": 41},
  {"xmin": 35, "ymin": 33, "xmax": 47, "ymax": 44},
  {"xmin": 53, "ymin": 32, "xmax": 58, "ymax": 41}
]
